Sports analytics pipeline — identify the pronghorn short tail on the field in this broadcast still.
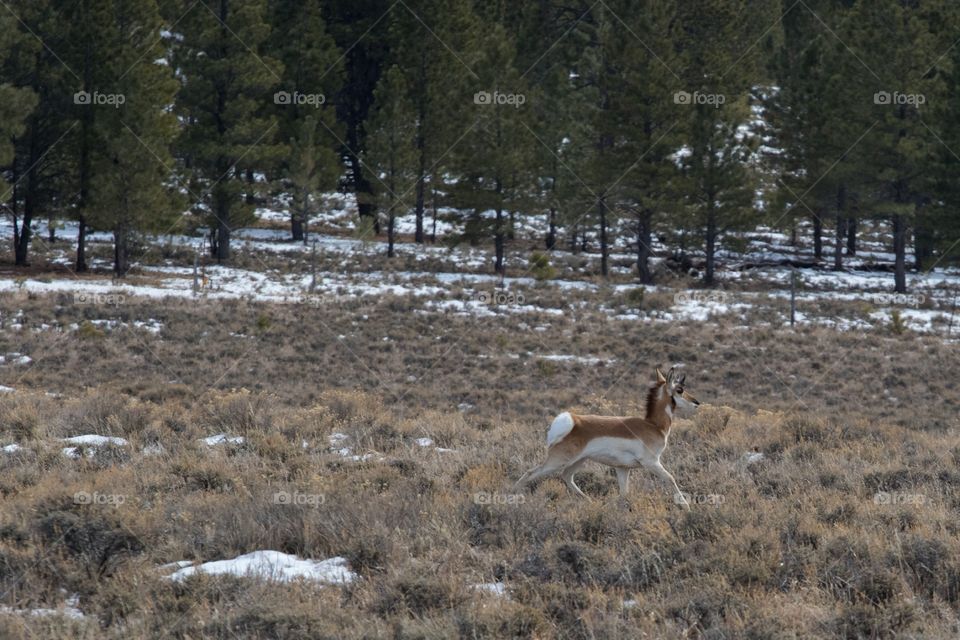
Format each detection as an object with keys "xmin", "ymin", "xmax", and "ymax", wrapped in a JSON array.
[{"xmin": 546, "ymin": 411, "xmax": 575, "ymax": 447}]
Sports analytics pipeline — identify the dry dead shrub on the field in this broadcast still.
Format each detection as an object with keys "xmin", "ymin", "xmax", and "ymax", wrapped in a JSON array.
[
  {"xmin": 692, "ymin": 404, "xmax": 737, "ymax": 436},
  {"xmin": 373, "ymin": 563, "xmax": 468, "ymax": 617},
  {"xmin": 1, "ymin": 404, "xmax": 41, "ymax": 442},
  {"xmin": 55, "ymin": 390, "xmax": 153, "ymax": 440},
  {"xmin": 195, "ymin": 389, "xmax": 277, "ymax": 437}
]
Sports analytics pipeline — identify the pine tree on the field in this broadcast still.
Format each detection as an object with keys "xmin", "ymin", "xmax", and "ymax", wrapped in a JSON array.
[
  {"xmin": 5, "ymin": 0, "xmax": 71, "ymax": 267},
  {"xmin": 502, "ymin": 2, "xmax": 593, "ymax": 254},
  {"xmin": 673, "ymin": 0, "xmax": 774, "ymax": 285},
  {"xmin": 171, "ymin": 0, "xmax": 282, "ymax": 262},
  {"xmin": 0, "ymin": 9, "xmax": 39, "ymax": 255},
  {"xmin": 844, "ymin": 0, "xmax": 949, "ymax": 292},
  {"xmin": 268, "ymin": 0, "xmax": 343, "ymax": 242},
  {"xmin": 608, "ymin": 0, "xmax": 683, "ymax": 283},
  {"xmin": 573, "ymin": 4, "xmax": 624, "ymax": 278},
  {"xmin": 323, "ymin": 0, "xmax": 392, "ymax": 236},
  {"xmin": 933, "ymin": 18, "xmax": 960, "ymax": 266},
  {"xmin": 55, "ymin": 0, "xmax": 120, "ymax": 271},
  {"xmin": 81, "ymin": 0, "xmax": 181, "ymax": 276},
  {"xmin": 772, "ymin": 0, "xmax": 858, "ymax": 268},
  {"xmin": 449, "ymin": 20, "xmax": 531, "ymax": 275},
  {"xmin": 365, "ymin": 66, "xmax": 418, "ymax": 257},
  {"xmin": 389, "ymin": 0, "xmax": 478, "ymax": 244},
  {"xmin": 286, "ymin": 115, "xmax": 340, "ymax": 247}
]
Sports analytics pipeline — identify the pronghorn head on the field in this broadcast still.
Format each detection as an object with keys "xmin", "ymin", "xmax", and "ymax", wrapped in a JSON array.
[{"xmin": 657, "ymin": 365, "xmax": 700, "ymax": 413}]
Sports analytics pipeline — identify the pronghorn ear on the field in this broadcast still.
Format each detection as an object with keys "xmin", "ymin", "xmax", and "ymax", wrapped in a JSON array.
[
  {"xmin": 656, "ymin": 368, "xmax": 666, "ymax": 384},
  {"xmin": 666, "ymin": 366, "xmax": 677, "ymax": 386}
]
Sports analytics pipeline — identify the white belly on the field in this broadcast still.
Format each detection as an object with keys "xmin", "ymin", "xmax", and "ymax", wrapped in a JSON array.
[{"xmin": 580, "ymin": 437, "xmax": 657, "ymax": 468}]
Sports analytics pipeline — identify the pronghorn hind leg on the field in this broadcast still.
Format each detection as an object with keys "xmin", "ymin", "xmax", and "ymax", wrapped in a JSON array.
[
  {"xmin": 561, "ymin": 459, "xmax": 589, "ymax": 500},
  {"xmin": 514, "ymin": 453, "xmax": 569, "ymax": 491},
  {"xmin": 649, "ymin": 461, "xmax": 689, "ymax": 509},
  {"xmin": 513, "ymin": 467, "xmax": 537, "ymax": 489},
  {"xmin": 615, "ymin": 468, "xmax": 630, "ymax": 496}
]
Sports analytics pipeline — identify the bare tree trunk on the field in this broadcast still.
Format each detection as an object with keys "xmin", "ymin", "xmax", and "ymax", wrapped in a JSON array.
[
  {"xmin": 705, "ymin": 205, "xmax": 717, "ymax": 286},
  {"xmin": 833, "ymin": 183, "xmax": 846, "ymax": 271},
  {"xmin": 15, "ymin": 135, "xmax": 36, "ymax": 266},
  {"xmin": 413, "ymin": 54, "xmax": 427, "ymax": 244},
  {"xmin": 430, "ymin": 188, "xmax": 437, "ymax": 243},
  {"xmin": 346, "ymin": 151, "xmax": 378, "ymax": 235},
  {"xmin": 387, "ymin": 209, "xmax": 396, "ymax": 258},
  {"xmin": 494, "ymin": 207, "xmax": 505, "ymax": 275},
  {"xmin": 114, "ymin": 224, "xmax": 130, "ymax": 276},
  {"xmin": 546, "ymin": 207, "xmax": 557, "ymax": 251},
  {"xmin": 414, "ymin": 154, "xmax": 425, "ymax": 243},
  {"xmin": 914, "ymin": 208, "xmax": 933, "ymax": 271},
  {"xmin": 598, "ymin": 199, "xmax": 608, "ymax": 277},
  {"xmin": 77, "ymin": 218, "xmax": 87, "ymax": 271},
  {"xmin": 11, "ymin": 163, "xmax": 19, "ymax": 254},
  {"xmin": 893, "ymin": 213, "xmax": 906, "ymax": 293},
  {"xmin": 846, "ymin": 217, "xmax": 857, "ymax": 255},
  {"xmin": 812, "ymin": 211, "xmax": 823, "ymax": 260},
  {"xmin": 637, "ymin": 209, "xmax": 653, "ymax": 284},
  {"xmin": 215, "ymin": 194, "xmax": 231, "ymax": 263}
]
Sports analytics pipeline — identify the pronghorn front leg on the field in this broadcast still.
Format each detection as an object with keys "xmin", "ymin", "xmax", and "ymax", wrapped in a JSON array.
[
  {"xmin": 650, "ymin": 462, "xmax": 689, "ymax": 510},
  {"xmin": 561, "ymin": 459, "xmax": 590, "ymax": 500}
]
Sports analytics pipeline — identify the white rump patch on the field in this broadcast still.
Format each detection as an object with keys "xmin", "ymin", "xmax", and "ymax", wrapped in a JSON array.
[{"xmin": 546, "ymin": 412, "xmax": 575, "ymax": 447}]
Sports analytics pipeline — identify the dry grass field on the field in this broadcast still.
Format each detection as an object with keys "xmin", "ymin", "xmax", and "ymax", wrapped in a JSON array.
[{"xmin": 1, "ymin": 266, "xmax": 960, "ymax": 638}]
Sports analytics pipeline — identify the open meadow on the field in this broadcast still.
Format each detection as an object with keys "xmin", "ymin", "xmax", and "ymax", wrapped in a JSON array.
[
  {"xmin": 3, "ymin": 1, "xmax": 960, "ymax": 637},
  {"xmin": 1, "ymin": 214, "xmax": 959, "ymax": 639}
]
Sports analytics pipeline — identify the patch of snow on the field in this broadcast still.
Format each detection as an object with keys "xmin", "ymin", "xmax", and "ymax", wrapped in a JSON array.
[
  {"xmin": 0, "ymin": 597, "xmax": 85, "ymax": 620},
  {"xmin": 473, "ymin": 582, "xmax": 507, "ymax": 597},
  {"xmin": 63, "ymin": 434, "xmax": 129, "ymax": 447},
  {"xmin": 2, "ymin": 443, "xmax": 22, "ymax": 453},
  {"xmin": 202, "ymin": 434, "xmax": 245, "ymax": 446},
  {"xmin": 537, "ymin": 354, "xmax": 608, "ymax": 365},
  {"xmin": 165, "ymin": 551, "xmax": 356, "ymax": 585},
  {"xmin": 328, "ymin": 433, "xmax": 381, "ymax": 461},
  {"xmin": 142, "ymin": 443, "xmax": 166, "ymax": 456},
  {"xmin": 61, "ymin": 434, "xmax": 128, "ymax": 458}
]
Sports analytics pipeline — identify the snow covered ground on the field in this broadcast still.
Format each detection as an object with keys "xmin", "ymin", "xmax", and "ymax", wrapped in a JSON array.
[{"xmin": 1, "ymin": 208, "xmax": 957, "ymax": 338}]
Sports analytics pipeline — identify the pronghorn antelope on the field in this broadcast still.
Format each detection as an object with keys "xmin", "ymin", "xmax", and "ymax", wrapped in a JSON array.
[{"xmin": 515, "ymin": 366, "xmax": 700, "ymax": 508}]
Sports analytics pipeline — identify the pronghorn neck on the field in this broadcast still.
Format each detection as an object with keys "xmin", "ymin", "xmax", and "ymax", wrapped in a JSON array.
[{"xmin": 644, "ymin": 383, "xmax": 674, "ymax": 432}]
